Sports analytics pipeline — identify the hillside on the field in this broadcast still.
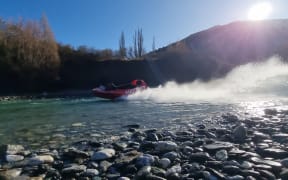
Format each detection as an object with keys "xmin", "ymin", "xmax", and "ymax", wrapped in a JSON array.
[{"xmin": 146, "ymin": 19, "xmax": 288, "ymax": 82}]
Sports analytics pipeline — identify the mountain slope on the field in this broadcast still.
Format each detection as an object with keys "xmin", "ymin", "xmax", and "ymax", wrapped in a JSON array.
[{"xmin": 146, "ymin": 19, "xmax": 288, "ymax": 82}]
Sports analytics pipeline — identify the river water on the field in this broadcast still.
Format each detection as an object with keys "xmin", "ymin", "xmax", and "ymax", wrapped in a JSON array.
[{"xmin": 0, "ymin": 57, "xmax": 288, "ymax": 149}]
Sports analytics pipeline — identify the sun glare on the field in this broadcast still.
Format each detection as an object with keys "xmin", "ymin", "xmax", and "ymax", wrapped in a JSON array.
[{"xmin": 248, "ymin": 2, "xmax": 272, "ymax": 20}]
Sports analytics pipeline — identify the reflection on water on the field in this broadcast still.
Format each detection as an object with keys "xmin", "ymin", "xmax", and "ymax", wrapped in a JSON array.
[{"xmin": 0, "ymin": 96, "xmax": 288, "ymax": 148}]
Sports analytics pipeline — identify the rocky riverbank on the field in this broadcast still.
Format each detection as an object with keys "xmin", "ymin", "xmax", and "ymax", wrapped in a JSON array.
[{"xmin": 1, "ymin": 108, "xmax": 288, "ymax": 179}]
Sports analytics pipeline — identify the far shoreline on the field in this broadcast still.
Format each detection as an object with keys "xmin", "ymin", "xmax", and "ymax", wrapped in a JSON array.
[{"xmin": 0, "ymin": 89, "xmax": 94, "ymax": 102}]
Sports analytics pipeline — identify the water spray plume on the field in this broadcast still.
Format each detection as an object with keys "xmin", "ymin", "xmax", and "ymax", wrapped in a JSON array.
[{"xmin": 129, "ymin": 56, "xmax": 288, "ymax": 102}]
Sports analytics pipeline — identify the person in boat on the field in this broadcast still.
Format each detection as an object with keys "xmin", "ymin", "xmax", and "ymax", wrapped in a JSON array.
[
  {"xmin": 104, "ymin": 80, "xmax": 146, "ymax": 90},
  {"xmin": 105, "ymin": 83, "xmax": 118, "ymax": 90}
]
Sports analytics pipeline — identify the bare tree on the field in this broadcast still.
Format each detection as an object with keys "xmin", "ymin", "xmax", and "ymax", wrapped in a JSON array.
[
  {"xmin": 119, "ymin": 31, "xmax": 126, "ymax": 59},
  {"xmin": 127, "ymin": 46, "xmax": 134, "ymax": 59},
  {"xmin": 133, "ymin": 28, "xmax": 145, "ymax": 59},
  {"xmin": 152, "ymin": 36, "xmax": 156, "ymax": 51},
  {"xmin": 133, "ymin": 31, "xmax": 138, "ymax": 58}
]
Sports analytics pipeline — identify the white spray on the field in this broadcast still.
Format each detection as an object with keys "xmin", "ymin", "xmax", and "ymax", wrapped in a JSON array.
[{"xmin": 129, "ymin": 56, "xmax": 288, "ymax": 102}]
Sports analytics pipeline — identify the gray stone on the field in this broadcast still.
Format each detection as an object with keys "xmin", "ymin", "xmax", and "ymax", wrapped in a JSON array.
[
  {"xmin": 136, "ymin": 154, "xmax": 155, "ymax": 167},
  {"xmin": 6, "ymin": 155, "xmax": 24, "ymax": 162},
  {"xmin": 1, "ymin": 144, "xmax": 24, "ymax": 155},
  {"xmin": 166, "ymin": 164, "xmax": 181, "ymax": 176},
  {"xmin": 246, "ymin": 176, "xmax": 257, "ymax": 180},
  {"xmin": 62, "ymin": 164, "xmax": 87, "ymax": 174},
  {"xmin": 250, "ymin": 157, "xmax": 282, "ymax": 171},
  {"xmin": 253, "ymin": 164, "xmax": 272, "ymax": 171},
  {"xmin": 280, "ymin": 169, "xmax": 288, "ymax": 180},
  {"xmin": 146, "ymin": 133, "xmax": 159, "ymax": 141},
  {"xmin": 166, "ymin": 172, "xmax": 180, "ymax": 180},
  {"xmin": 83, "ymin": 169, "xmax": 99, "ymax": 177},
  {"xmin": 257, "ymin": 147, "xmax": 288, "ymax": 159},
  {"xmin": 206, "ymin": 167, "xmax": 226, "ymax": 179},
  {"xmin": 146, "ymin": 174, "xmax": 166, "ymax": 180},
  {"xmin": 0, "ymin": 168, "xmax": 22, "ymax": 179},
  {"xmin": 240, "ymin": 161, "xmax": 253, "ymax": 169},
  {"xmin": 115, "ymin": 150, "xmax": 142, "ymax": 164},
  {"xmin": 240, "ymin": 170, "xmax": 261, "ymax": 178},
  {"xmin": 223, "ymin": 160, "xmax": 241, "ymax": 167},
  {"xmin": 155, "ymin": 141, "xmax": 177, "ymax": 152},
  {"xmin": 223, "ymin": 165, "xmax": 241, "ymax": 175},
  {"xmin": 222, "ymin": 113, "xmax": 239, "ymax": 122},
  {"xmin": 203, "ymin": 141, "xmax": 234, "ymax": 152},
  {"xmin": 272, "ymin": 133, "xmax": 288, "ymax": 142},
  {"xmin": 99, "ymin": 160, "xmax": 112, "ymax": 172},
  {"xmin": 28, "ymin": 155, "xmax": 54, "ymax": 165},
  {"xmin": 258, "ymin": 170, "xmax": 276, "ymax": 180},
  {"xmin": 158, "ymin": 158, "xmax": 171, "ymax": 169},
  {"xmin": 189, "ymin": 152, "xmax": 212, "ymax": 163},
  {"xmin": 215, "ymin": 149, "xmax": 228, "ymax": 161},
  {"xmin": 264, "ymin": 109, "xmax": 277, "ymax": 115},
  {"xmin": 253, "ymin": 132, "xmax": 270, "ymax": 142},
  {"xmin": 118, "ymin": 177, "xmax": 130, "ymax": 180},
  {"xmin": 137, "ymin": 166, "xmax": 151, "ymax": 177},
  {"xmin": 281, "ymin": 158, "xmax": 288, "ymax": 168},
  {"xmin": 91, "ymin": 148, "xmax": 115, "ymax": 161},
  {"xmin": 151, "ymin": 166, "xmax": 166, "ymax": 177},
  {"xmin": 227, "ymin": 175, "xmax": 245, "ymax": 180},
  {"xmin": 182, "ymin": 146, "xmax": 193, "ymax": 155},
  {"xmin": 162, "ymin": 151, "xmax": 178, "ymax": 162},
  {"xmin": 64, "ymin": 147, "xmax": 90, "ymax": 158},
  {"xmin": 206, "ymin": 132, "xmax": 217, "ymax": 138},
  {"xmin": 233, "ymin": 125, "xmax": 247, "ymax": 142}
]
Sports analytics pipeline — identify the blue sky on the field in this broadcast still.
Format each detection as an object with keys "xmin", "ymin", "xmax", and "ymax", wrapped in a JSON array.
[{"xmin": 1, "ymin": 0, "xmax": 288, "ymax": 52}]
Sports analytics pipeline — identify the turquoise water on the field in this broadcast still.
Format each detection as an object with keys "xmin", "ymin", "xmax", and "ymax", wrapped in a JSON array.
[{"xmin": 0, "ymin": 97, "xmax": 287, "ymax": 149}]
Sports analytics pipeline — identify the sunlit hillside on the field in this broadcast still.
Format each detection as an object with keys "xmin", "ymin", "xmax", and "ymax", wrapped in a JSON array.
[{"xmin": 149, "ymin": 19, "xmax": 288, "ymax": 71}]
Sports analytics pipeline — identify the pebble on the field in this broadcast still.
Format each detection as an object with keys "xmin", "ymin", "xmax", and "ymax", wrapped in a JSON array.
[
  {"xmin": 281, "ymin": 158, "xmax": 288, "ymax": 168},
  {"xmin": 62, "ymin": 164, "xmax": 87, "ymax": 174},
  {"xmin": 0, "ymin": 109, "xmax": 287, "ymax": 179},
  {"xmin": 137, "ymin": 166, "xmax": 151, "ymax": 177},
  {"xmin": 6, "ymin": 155, "xmax": 24, "ymax": 162},
  {"xmin": 1, "ymin": 144, "xmax": 24, "ymax": 155},
  {"xmin": 166, "ymin": 164, "xmax": 181, "ymax": 176},
  {"xmin": 190, "ymin": 152, "xmax": 212, "ymax": 163},
  {"xmin": 158, "ymin": 158, "xmax": 171, "ymax": 169},
  {"xmin": 83, "ymin": 168, "xmax": 99, "ymax": 176},
  {"xmin": 118, "ymin": 177, "xmax": 130, "ymax": 180},
  {"xmin": 215, "ymin": 149, "xmax": 228, "ymax": 161},
  {"xmin": 233, "ymin": 125, "xmax": 247, "ymax": 142},
  {"xmin": 280, "ymin": 169, "xmax": 288, "ymax": 179},
  {"xmin": 136, "ymin": 154, "xmax": 155, "ymax": 167},
  {"xmin": 91, "ymin": 148, "xmax": 115, "ymax": 160},
  {"xmin": 162, "ymin": 151, "xmax": 178, "ymax": 162},
  {"xmin": 203, "ymin": 141, "xmax": 234, "ymax": 152},
  {"xmin": 155, "ymin": 141, "xmax": 177, "ymax": 152},
  {"xmin": 28, "ymin": 155, "xmax": 54, "ymax": 165}
]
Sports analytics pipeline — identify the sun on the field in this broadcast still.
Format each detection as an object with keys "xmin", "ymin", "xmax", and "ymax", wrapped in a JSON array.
[{"xmin": 247, "ymin": 2, "xmax": 273, "ymax": 20}]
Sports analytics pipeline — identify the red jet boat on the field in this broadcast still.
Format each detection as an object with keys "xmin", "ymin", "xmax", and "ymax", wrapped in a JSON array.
[{"xmin": 92, "ymin": 80, "xmax": 147, "ymax": 100}]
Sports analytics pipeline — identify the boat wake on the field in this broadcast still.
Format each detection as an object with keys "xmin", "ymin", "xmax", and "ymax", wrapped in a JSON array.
[{"xmin": 129, "ymin": 56, "xmax": 288, "ymax": 102}]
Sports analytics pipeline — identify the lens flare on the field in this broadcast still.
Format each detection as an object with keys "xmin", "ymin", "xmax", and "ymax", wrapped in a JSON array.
[{"xmin": 248, "ymin": 2, "xmax": 272, "ymax": 20}]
